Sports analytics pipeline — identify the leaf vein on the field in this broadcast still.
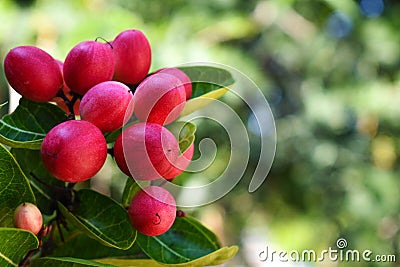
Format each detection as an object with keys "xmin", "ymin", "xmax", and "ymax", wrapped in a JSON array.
[
  {"xmin": 152, "ymin": 236, "xmax": 191, "ymax": 262},
  {"xmin": 0, "ymin": 251, "xmax": 18, "ymax": 267},
  {"xmin": 0, "ymin": 121, "xmax": 46, "ymax": 137}
]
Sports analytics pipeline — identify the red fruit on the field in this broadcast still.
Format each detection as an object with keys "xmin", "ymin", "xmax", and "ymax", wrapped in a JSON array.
[
  {"xmin": 128, "ymin": 186, "xmax": 176, "ymax": 236},
  {"xmin": 63, "ymin": 40, "xmax": 114, "ymax": 95},
  {"xmin": 134, "ymin": 73, "xmax": 186, "ymax": 125},
  {"xmin": 113, "ymin": 123, "xmax": 179, "ymax": 180},
  {"xmin": 14, "ymin": 203, "xmax": 43, "ymax": 235},
  {"xmin": 80, "ymin": 81, "xmax": 134, "ymax": 132},
  {"xmin": 4, "ymin": 46, "xmax": 62, "ymax": 102},
  {"xmin": 113, "ymin": 136, "xmax": 130, "ymax": 177},
  {"xmin": 41, "ymin": 120, "xmax": 107, "ymax": 183},
  {"xmin": 157, "ymin": 68, "xmax": 192, "ymax": 100},
  {"xmin": 164, "ymin": 143, "xmax": 194, "ymax": 180},
  {"xmin": 112, "ymin": 29, "xmax": 151, "ymax": 84}
]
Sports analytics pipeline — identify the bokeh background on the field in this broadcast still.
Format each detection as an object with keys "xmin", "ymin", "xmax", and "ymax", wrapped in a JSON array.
[{"xmin": 1, "ymin": 0, "xmax": 399, "ymax": 266}]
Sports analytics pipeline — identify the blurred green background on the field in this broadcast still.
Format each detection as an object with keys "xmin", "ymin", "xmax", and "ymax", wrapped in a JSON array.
[{"xmin": 1, "ymin": 0, "xmax": 399, "ymax": 266}]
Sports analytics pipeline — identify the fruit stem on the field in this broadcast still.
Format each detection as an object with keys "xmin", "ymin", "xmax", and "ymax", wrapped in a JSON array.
[
  {"xmin": 127, "ymin": 84, "xmax": 138, "ymax": 93},
  {"xmin": 56, "ymin": 89, "xmax": 77, "ymax": 119},
  {"xmin": 157, "ymin": 179, "xmax": 168, "ymax": 187},
  {"xmin": 95, "ymin": 36, "xmax": 113, "ymax": 49},
  {"xmin": 19, "ymin": 248, "xmax": 37, "ymax": 267},
  {"xmin": 30, "ymin": 172, "xmax": 66, "ymax": 193},
  {"xmin": 30, "ymin": 172, "xmax": 76, "ymax": 212},
  {"xmin": 67, "ymin": 182, "xmax": 76, "ymax": 189},
  {"xmin": 56, "ymin": 218, "xmax": 65, "ymax": 243},
  {"xmin": 56, "ymin": 88, "xmax": 68, "ymax": 101},
  {"xmin": 18, "ymin": 225, "xmax": 48, "ymax": 266}
]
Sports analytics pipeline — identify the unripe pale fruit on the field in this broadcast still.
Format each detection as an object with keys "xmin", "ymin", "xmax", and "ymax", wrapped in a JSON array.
[
  {"xmin": 164, "ymin": 143, "xmax": 194, "ymax": 180},
  {"xmin": 113, "ymin": 123, "xmax": 179, "ymax": 180},
  {"xmin": 4, "ymin": 46, "xmax": 62, "ymax": 102},
  {"xmin": 157, "ymin": 68, "xmax": 192, "ymax": 100},
  {"xmin": 112, "ymin": 29, "xmax": 151, "ymax": 84},
  {"xmin": 80, "ymin": 81, "xmax": 134, "ymax": 132},
  {"xmin": 128, "ymin": 186, "xmax": 176, "ymax": 236},
  {"xmin": 134, "ymin": 73, "xmax": 186, "ymax": 125},
  {"xmin": 63, "ymin": 40, "xmax": 114, "ymax": 95},
  {"xmin": 13, "ymin": 203, "xmax": 43, "ymax": 235},
  {"xmin": 41, "ymin": 120, "xmax": 107, "ymax": 183}
]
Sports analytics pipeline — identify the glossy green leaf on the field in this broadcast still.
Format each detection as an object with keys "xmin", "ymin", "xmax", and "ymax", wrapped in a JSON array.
[
  {"xmin": 121, "ymin": 178, "xmax": 141, "ymax": 208},
  {"xmin": 95, "ymin": 246, "xmax": 238, "ymax": 267},
  {"xmin": 0, "ymin": 144, "xmax": 36, "ymax": 227},
  {"xmin": 51, "ymin": 229, "xmax": 145, "ymax": 260},
  {"xmin": 0, "ymin": 98, "xmax": 67, "ymax": 149},
  {"xmin": 178, "ymin": 66, "xmax": 234, "ymax": 98},
  {"xmin": 11, "ymin": 148, "xmax": 65, "ymax": 215},
  {"xmin": 137, "ymin": 216, "xmax": 221, "ymax": 264},
  {"xmin": 166, "ymin": 122, "xmax": 196, "ymax": 154},
  {"xmin": 58, "ymin": 189, "xmax": 136, "ymax": 249},
  {"xmin": 178, "ymin": 66, "xmax": 234, "ymax": 117},
  {"xmin": 0, "ymin": 228, "xmax": 39, "ymax": 267},
  {"xmin": 31, "ymin": 257, "xmax": 116, "ymax": 267}
]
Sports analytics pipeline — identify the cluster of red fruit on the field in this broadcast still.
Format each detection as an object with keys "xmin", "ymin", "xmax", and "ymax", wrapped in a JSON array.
[{"xmin": 4, "ymin": 29, "xmax": 195, "ymax": 236}]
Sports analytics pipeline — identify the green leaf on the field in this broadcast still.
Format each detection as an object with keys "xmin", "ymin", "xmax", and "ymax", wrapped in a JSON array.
[
  {"xmin": 166, "ymin": 122, "xmax": 196, "ymax": 154},
  {"xmin": 31, "ymin": 257, "xmax": 116, "ymax": 267},
  {"xmin": 58, "ymin": 189, "xmax": 136, "ymax": 250},
  {"xmin": 11, "ymin": 148, "xmax": 65, "ymax": 215},
  {"xmin": 178, "ymin": 66, "xmax": 234, "ymax": 99},
  {"xmin": 104, "ymin": 128, "xmax": 122, "ymax": 144},
  {"xmin": 0, "ymin": 102, "xmax": 7, "ymax": 110},
  {"xmin": 0, "ymin": 144, "xmax": 36, "ymax": 227},
  {"xmin": 181, "ymin": 246, "xmax": 238, "ymax": 266},
  {"xmin": 0, "ymin": 228, "xmax": 39, "ymax": 267},
  {"xmin": 178, "ymin": 66, "xmax": 234, "ymax": 117},
  {"xmin": 95, "ymin": 259, "xmax": 163, "ymax": 267},
  {"xmin": 0, "ymin": 98, "xmax": 67, "ymax": 149},
  {"xmin": 51, "ymin": 229, "xmax": 146, "ymax": 260},
  {"xmin": 121, "ymin": 178, "xmax": 141, "ymax": 208},
  {"xmin": 137, "ymin": 216, "xmax": 222, "ymax": 264},
  {"xmin": 95, "ymin": 246, "xmax": 238, "ymax": 267},
  {"xmin": 180, "ymin": 91, "xmax": 229, "ymax": 117}
]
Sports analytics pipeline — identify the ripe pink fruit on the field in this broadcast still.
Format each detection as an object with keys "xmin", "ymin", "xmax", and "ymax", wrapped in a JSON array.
[
  {"xmin": 128, "ymin": 186, "xmax": 176, "ymax": 236},
  {"xmin": 157, "ymin": 68, "xmax": 192, "ymax": 100},
  {"xmin": 112, "ymin": 29, "xmax": 151, "ymax": 85},
  {"xmin": 4, "ymin": 46, "xmax": 62, "ymax": 102},
  {"xmin": 133, "ymin": 73, "xmax": 186, "ymax": 125},
  {"xmin": 13, "ymin": 203, "xmax": 43, "ymax": 235},
  {"xmin": 164, "ymin": 143, "xmax": 194, "ymax": 180},
  {"xmin": 113, "ymin": 123, "xmax": 180, "ymax": 180},
  {"xmin": 113, "ymin": 136, "xmax": 130, "ymax": 177},
  {"xmin": 63, "ymin": 40, "xmax": 114, "ymax": 95},
  {"xmin": 80, "ymin": 81, "xmax": 134, "ymax": 132},
  {"xmin": 41, "ymin": 120, "xmax": 107, "ymax": 183}
]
